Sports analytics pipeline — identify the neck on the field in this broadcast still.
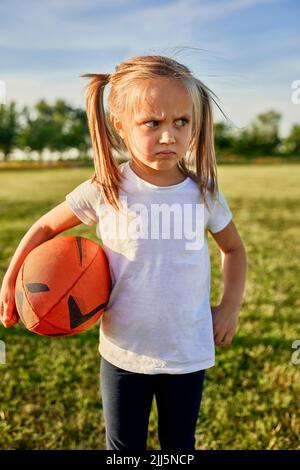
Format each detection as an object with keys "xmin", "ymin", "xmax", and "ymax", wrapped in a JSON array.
[{"xmin": 129, "ymin": 159, "xmax": 186, "ymax": 186}]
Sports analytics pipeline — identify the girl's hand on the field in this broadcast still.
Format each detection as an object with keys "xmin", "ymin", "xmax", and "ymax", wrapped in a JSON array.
[
  {"xmin": 0, "ymin": 278, "xmax": 20, "ymax": 328},
  {"xmin": 211, "ymin": 304, "xmax": 239, "ymax": 348}
]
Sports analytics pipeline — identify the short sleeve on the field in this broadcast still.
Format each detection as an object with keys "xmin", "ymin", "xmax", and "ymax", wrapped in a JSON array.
[
  {"xmin": 207, "ymin": 189, "xmax": 232, "ymax": 233},
  {"xmin": 65, "ymin": 179, "xmax": 102, "ymax": 226}
]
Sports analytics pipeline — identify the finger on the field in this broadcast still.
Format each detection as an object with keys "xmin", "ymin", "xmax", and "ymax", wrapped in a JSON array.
[
  {"xmin": 221, "ymin": 339, "xmax": 230, "ymax": 348},
  {"xmin": 214, "ymin": 337, "xmax": 224, "ymax": 347},
  {"xmin": 1, "ymin": 318, "xmax": 10, "ymax": 328},
  {"xmin": 220, "ymin": 334, "xmax": 233, "ymax": 348},
  {"xmin": 2, "ymin": 314, "xmax": 18, "ymax": 328},
  {"xmin": 5, "ymin": 300, "xmax": 15, "ymax": 316},
  {"xmin": 214, "ymin": 329, "xmax": 223, "ymax": 344},
  {"xmin": 1, "ymin": 303, "xmax": 15, "ymax": 325},
  {"xmin": 1, "ymin": 307, "xmax": 11, "ymax": 327},
  {"xmin": 0, "ymin": 302, "xmax": 4, "ymax": 319},
  {"xmin": 12, "ymin": 309, "xmax": 20, "ymax": 324},
  {"xmin": 215, "ymin": 332, "xmax": 227, "ymax": 347},
  {"xmin": 7, "ymin": 303, "xmax": 19, "ymax": 322},
  {"xmin": 3, "ymin": 312, "xmax": 12, "ymax": 325}
]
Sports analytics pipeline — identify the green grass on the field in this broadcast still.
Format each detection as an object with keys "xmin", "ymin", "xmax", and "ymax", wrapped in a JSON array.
[{"xmin": 0, "ymin": 165, "xmax": 299, "ymax": 450}]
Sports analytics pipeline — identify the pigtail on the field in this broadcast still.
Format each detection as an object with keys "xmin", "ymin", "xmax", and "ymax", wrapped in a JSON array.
[
  {"xmin": 177, "ymin": 80, "xmax": 219, "ymax": 212},
  {"xmin": 196, "ymin": 78, "xmax": 233, "ymax": 209},
  {"xmin": 80, "ymin": 73, "xmax": 123, "ymax": 212},
  {"xmin": 195, "ymin": 81, "xmax": 219, "ymax": 199}
]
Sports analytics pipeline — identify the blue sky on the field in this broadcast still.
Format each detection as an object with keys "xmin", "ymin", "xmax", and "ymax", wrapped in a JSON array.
[{"xmin": 0, "ymin": 0, "xmax": 299, "ymax": 136}]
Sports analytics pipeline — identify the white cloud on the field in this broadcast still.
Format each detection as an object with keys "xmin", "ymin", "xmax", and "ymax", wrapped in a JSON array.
[
  {"xmin": 1, "ymin": 71, "xmax": 87, "ymax": 109},
  {"xmin": 0, "ymin": 0, "xmax": 279, "ymax": 51}
]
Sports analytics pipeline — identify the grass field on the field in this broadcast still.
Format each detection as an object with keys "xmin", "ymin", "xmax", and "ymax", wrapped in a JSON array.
[{"xmin": 0, "ymin": 164, "xmax": 299, "ymax": 450}]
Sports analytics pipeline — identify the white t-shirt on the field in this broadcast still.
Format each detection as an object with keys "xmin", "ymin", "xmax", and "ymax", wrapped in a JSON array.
[{"xmin": 65, "ymin": 161, "xmax": 232, "ymax": 374}]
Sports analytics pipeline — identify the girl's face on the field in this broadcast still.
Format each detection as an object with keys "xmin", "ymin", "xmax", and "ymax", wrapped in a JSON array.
[{"xmin": 112, "ymin": 77, "xmax": 193, "ymax": 177}]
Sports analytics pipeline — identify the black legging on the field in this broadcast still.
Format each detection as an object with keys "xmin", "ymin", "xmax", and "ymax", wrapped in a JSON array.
[{"xmin": 99, "ymin": 356, "xmax": 206, "ymax": 451}]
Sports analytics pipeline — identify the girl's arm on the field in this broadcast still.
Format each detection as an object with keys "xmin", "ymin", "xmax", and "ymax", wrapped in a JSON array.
[
  {"xmin": 0, "ymin": 201, "xmax": 82, "ymax": 327},
  {"xmin": 209, "ymin": 220, "xmax": 247, "ymax": 347}
]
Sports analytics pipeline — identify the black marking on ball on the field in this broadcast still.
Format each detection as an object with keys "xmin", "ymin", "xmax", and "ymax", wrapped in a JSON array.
[
  {"xmin": 68, "ymin": 295, "xmax": 109, "ymax": 329},
  {"xmin": 76, "ymin": 237, "xmax": 83, "ymax": 266},
  {"xmin": 26, "ymin": 283, "xmax": 50, "ymax": 293}
]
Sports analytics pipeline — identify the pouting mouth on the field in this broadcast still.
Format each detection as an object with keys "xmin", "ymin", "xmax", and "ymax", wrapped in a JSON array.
[{"xmin": 156, "ymin": 151, "xmax": 176, "ymax": 155}]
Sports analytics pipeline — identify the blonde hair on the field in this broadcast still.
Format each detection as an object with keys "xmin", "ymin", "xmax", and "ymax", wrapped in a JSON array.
[{"xmin": 81, "ymin": 55, "xmax": 223, "ymax": 212}]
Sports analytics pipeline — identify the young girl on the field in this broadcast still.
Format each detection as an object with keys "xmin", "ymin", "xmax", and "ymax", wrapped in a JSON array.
[{"xmin": 0, "ymin": 55, "xmax": 247, "ymax": 451}]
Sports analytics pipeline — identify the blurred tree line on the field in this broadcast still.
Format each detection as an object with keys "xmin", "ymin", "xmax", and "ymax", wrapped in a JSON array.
[
  {"xmin": 214, "ymin": 111, "xmax": 300, "ymax": 158},
  {"xmin": 0, "ymin": 99, "xmax": 299, "ymax": 161}
]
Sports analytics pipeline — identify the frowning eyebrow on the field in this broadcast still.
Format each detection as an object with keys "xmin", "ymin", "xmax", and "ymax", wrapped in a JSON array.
[{"xmin": 138, "ymin": 113, "xmax": 192, "ymax": 121}]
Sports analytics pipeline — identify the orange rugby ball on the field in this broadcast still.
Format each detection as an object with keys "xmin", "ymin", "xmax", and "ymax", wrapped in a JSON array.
[{"xmin": 14, "ymin": 236, "xmax": 111, "ymax": 337}]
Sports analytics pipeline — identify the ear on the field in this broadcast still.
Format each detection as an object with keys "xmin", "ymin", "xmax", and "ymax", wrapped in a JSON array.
[{"xmin": 111, "ymin": 115, "xmax": 125, "ymax": 139}]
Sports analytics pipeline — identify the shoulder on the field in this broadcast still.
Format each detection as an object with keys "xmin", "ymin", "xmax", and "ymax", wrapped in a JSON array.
[
  {"xmin": 66, "ymin": 176, "xmax": 103, "ymax": 206},
  {"xmin": 78, "ymin": 177, "xmax": 102, "ymax": 196},
  {"xmin": 187, "ymin": 175, "xmax": 222, "ymax": 206},
  {"xmin": 78, "ymin": 162, "xmax": 128, "ymax": 200}
]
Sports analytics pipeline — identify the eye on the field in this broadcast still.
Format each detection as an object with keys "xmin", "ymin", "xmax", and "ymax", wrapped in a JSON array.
[
  {"xmin": 144, "ymin": 120, "xmax": 159, "ymax": 128},
  {"xmin": 176, "ymin": 118, "xmax": 189, "ymax": 126}
]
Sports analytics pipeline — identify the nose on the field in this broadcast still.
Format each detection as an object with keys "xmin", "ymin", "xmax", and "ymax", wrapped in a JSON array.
[{"xmin": 159, "ymin": 130, "xmax": 176, "ymax": 144}]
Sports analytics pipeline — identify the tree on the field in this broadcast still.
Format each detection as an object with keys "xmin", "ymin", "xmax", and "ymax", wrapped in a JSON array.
[
  {"xmin": 63, "ymin": 107, "xmax": 90, "ymax": 159},
  {"xmin": 0, "ymin": 101, "xmax": 19, "ymax": 160},
  {"xmin": 214, "ymin": 122, "xmax": 235, "ymax": 156},
  {"xmin": 233, "ymin": 110, "xmax": 282, "ymax": 157},
  {"xmin": 18, "ymin": 100, "xmax": 57, "ymax": 160},
  {"xmin": 18, "ymin": 99, "xmax": 89, "ymax": 160},
  {"xmin": 48, "ymin": 100, "xmax": 75, "ymax": 157},
  {"xmin": 283, "ymin": 124, "xmax": 300, "ymax": 155}
]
